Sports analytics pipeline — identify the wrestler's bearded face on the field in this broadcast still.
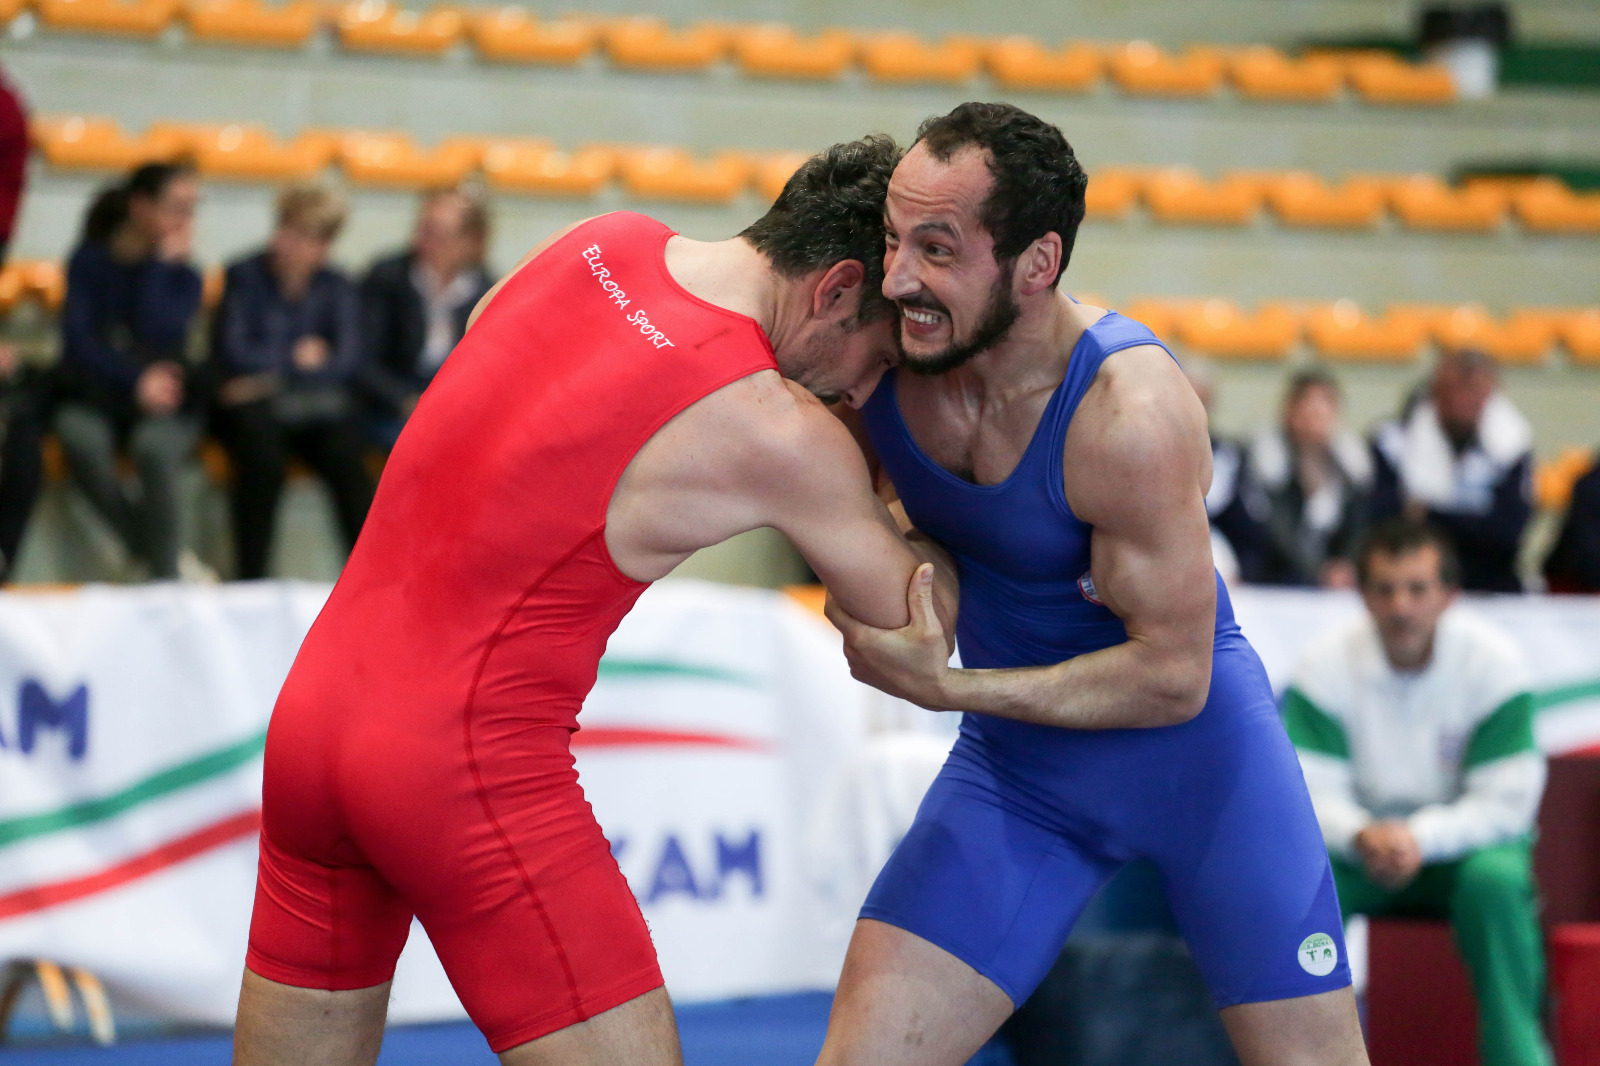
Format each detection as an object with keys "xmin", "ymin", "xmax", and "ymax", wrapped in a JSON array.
[{"xmin": 895, "ymin": 265, "xmax": 1020, "ymax": 377}]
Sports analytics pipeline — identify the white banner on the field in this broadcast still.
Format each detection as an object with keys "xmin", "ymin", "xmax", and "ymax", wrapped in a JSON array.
[{"xmin": 0, "ymin": 582, "xmax": 1597, "ymax": 1031}]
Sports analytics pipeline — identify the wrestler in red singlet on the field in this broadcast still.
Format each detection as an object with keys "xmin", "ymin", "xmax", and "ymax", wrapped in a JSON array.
[{"xmin": 246, "ymin": 211, "xmax": 788, "ymax": 1050}]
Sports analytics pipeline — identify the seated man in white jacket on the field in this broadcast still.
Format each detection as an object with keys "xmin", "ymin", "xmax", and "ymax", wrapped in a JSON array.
[{"xmin": 1282, "ymin": 518, "xmax": 1551, "ymax": 1066}]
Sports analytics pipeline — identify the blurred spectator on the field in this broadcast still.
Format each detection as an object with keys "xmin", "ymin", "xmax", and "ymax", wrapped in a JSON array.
[
  {"xmin": 1544, "ymin": 455, "xmax": 1600, "ymax": 593},
  {"xmin": 1245, "ymin": 370, "xmax": 1370, "ymax": 588},
  {"xmin": 1283, "ymin": 519, "xmax": 1550, "ymax": 1066},
  {"xmin": 1183, "ymin": 359, "xmax": 1270, "ymax": 584},
  {"xmin": 0, "ymin": 64, "xmax": 44, "ymax": 580},
  {"xmin": 358, "ymin": 187, "xmax": 492, "ymax": 447},
  {"xmin": 210, "ymin": 182, "xmax": 373, "ymax": 580},
  {"xmin": 53, "ymin": 162, "xmax": 205, "ymax": 581},
  {"xmin": 1370, "ymin": 349, "xmax": 1533, "ymax": 592}
]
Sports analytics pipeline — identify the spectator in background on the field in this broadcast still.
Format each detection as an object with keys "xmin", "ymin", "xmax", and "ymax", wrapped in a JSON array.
[
  {"xmin": 1544, "ymin": 455, "xmax": 1600, "ymax": 593},
  {"xmin": 1182, "ymin": 359, "xmax": 1269, "ymax": 583},
  {"xmin": 358, "ymin": 187, "xmax": 492, "ymax": 447},
  {"xmin": 1283, "ymin": 519, "xmax": 1551, "ymax": 1066},
  {"xmin": 210, "ymin": 182, "xmax": 373, "ymax": 580},
  {"xmin": 1370, "ymin": 348, "xmax": 1533, "ymax": 592},
  {"xmin": 0, "ymin": 65, "xmax": 44, "ymax": 580},
  {"xmin": 1246, "ymin": 369, "xmax": 1370, "ymax": 587},
  {"xmin": 54, "ymin": 161, "xmax": 204, "ymax": 581}
]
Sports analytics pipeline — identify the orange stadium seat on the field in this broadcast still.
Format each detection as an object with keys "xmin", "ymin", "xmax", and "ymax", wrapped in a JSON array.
[
  {"xmin": 617, "ymin": 147, "xmax": 750, "ymax": 204},
  {"xmin": 481, "ymin": 140, "xmax": 614, "ymax": 196},
  {"xmin": 752, "ymin": 151, "xmax": 809, "ymax": 201},
  {"xmin": 339, "ymin": 132, "xmax": 483, "ymax": 187},
  {"xmin": 184, "ymin": 0, "xmax": 320, "ymax": 46},
  {"xmin": 732, "ymin": 25, "xmax": 854, "ymax": 80},
  {"xmin": 986, "ymin": 36, "xmax": 1099, "ymax": 92},
  {"xmin": 189, "ymin": 124, "xmax": 334, "ymax": 181},
  {"xmin": 0, "ymin": 262, "xmax": 26, "ymax": 315},
  {"xmin": 1119, "ymin": 298, "xmax": 1200, "ymax": 342},
  {"xmin": 1304, "ymin": 301, "xmax": 1429, "ymax": 362},
  {"xmin": 1264, "ymin": 172, "xmax": 1386, "ymax": 228},
  {"xmin": 1341, "ymin": 52, "xmax": 1456, "ymax": 105},
  {"xmin": 1556, "ymin": 309, "xmax": 1600, "ymax": 365},
  {"xmin": 1384, "ymin": 175, "xmax": 1506, "ymax": 232},
  {"xmin": 858, "ymin": 32, "xmax": 982, "ymax": 85},
  {"xmin": 31, "ymin": 115, "xmax": 189, "ymax": 169},
  {"xmin": 1176, "ymin": 300, "xmax": 1299, "ymax": 359},
  {"xmin": 201, "ymin": 264, "xmax": 226, "ymax": 309},
  {"xmin": 1228, "ymin": 46, "xmax": 1342, "ymax": 101},
  {"xmin": 17, "ymin": 260, "xmax": 66, "ymax": 313},
  {"xmin": 1425, "ymin": 305, "xmax": 1558, "ymax": 364},
  {"xmin": 36, "ymin": 0, "xmax": 178, "ymax": 36},
  {"xmin": 1105, "ymin": 41, "xmax": 1225, "ymax": 97},
  {"xmin": 471, "ymin": 7, "xmax": 595, "ymax": 64},
  {"xmin": 1143, "ymin": 168, "xmax": 1261, "ymax": 225},
  {"xmin": 336, "ymin": 1, "xmax": 464, "ymax": 55},
  {"xmin": 1508, "ymin": 179, "xmax": 1600, "ymax": 235},
  {"xmin": 1536, "ymin": 447, "xmax": 1597, "ymax": 511},
  {"xmin": 1083, "ymin": 168, "xmax": 1142, "ymax": 221},
  {"xmin": 0, "ymin": 0, "xmax": 27, "ymax": 22},
  {"xmin": 605, "ymin": 17, "xmax": 731, "ymax": 71}
]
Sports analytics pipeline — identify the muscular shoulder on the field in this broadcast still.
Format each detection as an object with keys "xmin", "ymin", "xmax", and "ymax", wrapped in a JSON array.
[{"xmin": 708, "ymin": 372, "xmax": 863, "ymax": 492}]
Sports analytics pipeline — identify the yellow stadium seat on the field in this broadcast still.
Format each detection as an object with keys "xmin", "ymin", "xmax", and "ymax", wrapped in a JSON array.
[
  {"xmin": 36, "ymin": 0, "xmax": 178, "ymax": 36},
  {"xmin": 858, "ymin": 32, "xmax": 982, "ymax": 85},
  {"xmin": 31, "ymin": 115, "xmax": 188, "ymax": 169},
  {"xmin": 1229, "ymin": 46, "xmax": 1342, "ymax": 101},
  {"xmin": 482, "ymin": 140, "xmax": 614, "ymax": 196},
  {"xmin": 471, "ymin": 7, "xmax": 594, "ymax": 64},
  {"xmin": 185, "ymin": 0, "xmax": 319, "ymax": 46},
  {"xmin": 1536, "ymin": 447, "xmax": 1597, "ymax": 511},
  {"xmin": 1083, "ymin": 168, "xmax": 1142, "ymax": 221},
  {"xmin": 605, "ymin": 17, "xmax": 730, "ymax": 71},
  {"xmin": 1176, "ymin": 300, "xmax": 1299, "ymax": 360},
  {"xmin": 339, "ymin": 132, "xmax": 482, "ymax": 187},
  {"xmin": 189, "ymin": 124, "xmax": 333, "ymax": 181},
  {"xmin": 986, "ymin": 37, "xmax": 1099, "ymax": 92},
  {"xmin": 1425, "ymin": 305, "xmax": 1558, "ymax": 365},
  {"xmin": 733, "ymin": 25, "xmax": 854, "ymax": 80},
  {"xmin": 1343, "ymin": 52, "xmax": 1455, "ymax": 105},
  {"xmin": 1105, "ymin": 42, "xmax": 1224, "ymax": 97},
  {"xmin": 752, "ymin": 151, "xmax": 810, "ymax": 201},
  {"xmin": 336, "ymin": 1, "xmax": 464, "ymax": 55},
  {"xmin": 1555, "ymin": 309, "xmax": 1600, "ymax": 365},
  {"xmin": 1384, "ymin": 175, "xmax": 1506, "ymax": 232},
  {"xmin": 1143, "ymin": 169, "xmax": 1261, "ymax": 225},
  {"xmin": 1304, "ymin": 301, "xmax": 1429, "ymax": 362},
  {"xmin": 1508, "ymin": 179, "xmax": 1600, "ymax": 235},
  {"xmin": 1264, "ymin": 172, "xmax": 1385, "ymax": 228},
  {"xmin": 617, "ymin": 147, "xmax": 750, "ymax": 204}
]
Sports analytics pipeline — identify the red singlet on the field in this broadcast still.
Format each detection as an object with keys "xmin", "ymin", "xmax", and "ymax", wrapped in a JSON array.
[{"xmin": 246, "ymin": 212, "xmax": 778, "ymax": 1051}]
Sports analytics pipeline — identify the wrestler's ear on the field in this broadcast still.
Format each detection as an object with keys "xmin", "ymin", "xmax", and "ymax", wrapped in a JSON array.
[
  {"xmin": 812, "ymin": 259, "xmax": 866, "ymax": 323},
  {"xmin": 1016, "ymin": 232, "xmax": 1062, "ymax": 297}
]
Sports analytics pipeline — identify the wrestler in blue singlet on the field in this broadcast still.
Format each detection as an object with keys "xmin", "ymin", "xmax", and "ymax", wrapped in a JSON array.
[{"xmin": 857, "ymin": 309, "xmax": 1352, "ymax": 1009}]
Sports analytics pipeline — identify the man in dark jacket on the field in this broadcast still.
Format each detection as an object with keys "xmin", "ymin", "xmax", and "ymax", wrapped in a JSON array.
[
  {"xmin": 211, "ymin": 181, "xmax": 373, "ymax": 580},
  {"xmin": 358, "ymin": 187, "xmax": 492, "ymax": 446},
  {"xmin": 1545, "ymin": 455, "xmax": 1600, "ymax": 593},
  {"xmin": 0, "ymin": 65, "xmax": 43, "ymax": 581}
]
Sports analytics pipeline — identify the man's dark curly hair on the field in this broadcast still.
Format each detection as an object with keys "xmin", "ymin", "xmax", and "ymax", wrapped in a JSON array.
[
  {"xmin": 913, "ymin": 102, "xmax": 1088, "ymax": 288},
  {"xmin": 740, "ymin": 133, "xmax": 901, "ymax": 325}
]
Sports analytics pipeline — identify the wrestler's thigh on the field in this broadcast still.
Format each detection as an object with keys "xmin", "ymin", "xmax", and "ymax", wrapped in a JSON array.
[{"xmin": 499, "ymin": 986, "xmax": 681, "ymax": 1066}]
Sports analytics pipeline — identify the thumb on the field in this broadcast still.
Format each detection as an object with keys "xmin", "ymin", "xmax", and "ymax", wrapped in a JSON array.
[{"xmin": 908, "ymin": 564, "xmax": 939, "ymax": 632}]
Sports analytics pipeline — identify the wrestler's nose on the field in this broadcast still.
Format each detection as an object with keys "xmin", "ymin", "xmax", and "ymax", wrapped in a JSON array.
[{"xmin": 882, "ymin": 246, "xmax": 920, "ymax": 302}]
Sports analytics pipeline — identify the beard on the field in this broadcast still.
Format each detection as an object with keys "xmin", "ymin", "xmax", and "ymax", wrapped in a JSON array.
[{"xmin": 898, "ymin": 270, "xmax": 1022, "ymax": 377}]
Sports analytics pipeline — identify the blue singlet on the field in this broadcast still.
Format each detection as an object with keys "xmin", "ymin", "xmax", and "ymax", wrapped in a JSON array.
[{"xmin": 856, "ymin": 310, "xmax": 1351, "ymax": 1009}]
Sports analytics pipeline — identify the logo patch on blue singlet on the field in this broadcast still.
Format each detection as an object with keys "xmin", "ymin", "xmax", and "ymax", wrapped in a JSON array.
[
  {"xmin": 1077, "ymin": 572, "xmax": 1104, "ymax": 606},
  {"xmin": 1298, "ymin": 933, "xmax": 1338, "ymax": 977}
]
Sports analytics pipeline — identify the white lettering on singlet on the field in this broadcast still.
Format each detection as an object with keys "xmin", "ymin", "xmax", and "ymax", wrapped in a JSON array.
[{"xmin": 581, "ymin": 244, "xmax": 676, "ymax": 349}]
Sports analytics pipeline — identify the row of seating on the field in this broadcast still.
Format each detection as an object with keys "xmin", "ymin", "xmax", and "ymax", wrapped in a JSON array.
[
  {"xmin": 30, "ymin": 116, "xmax": 1600, "ymax": 234},
  {"xmin": 2, "ymin": 257, "xmax": 1595, "ymax": 369},
  {"xmin": 3, "ymin": 0, "xmax": 1462, "ymax": 104}
]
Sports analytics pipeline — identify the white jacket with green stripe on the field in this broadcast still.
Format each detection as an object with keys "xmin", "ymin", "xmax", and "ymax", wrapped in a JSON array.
[{"xmin": 1282, "ymin": 607, "xmax": 1545, "ymax": 864}]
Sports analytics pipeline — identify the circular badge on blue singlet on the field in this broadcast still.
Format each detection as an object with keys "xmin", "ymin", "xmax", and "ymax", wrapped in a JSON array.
[{"xmin": 1298, "ymin": 933, "xmax": 1338, "ymax": 976}]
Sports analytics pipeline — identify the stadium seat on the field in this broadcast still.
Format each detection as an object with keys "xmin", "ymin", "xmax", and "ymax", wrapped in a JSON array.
[
  {"xmin": 752, "ymin": 151, "xmax": 809, "ymax": 201},
  {"xmin": 1142, "ymin": 168, "xmax": 1261, "ymax": 225},
  {"xmin": 184, "ymin": 0, "xmax": 320, "ymax": 46},
  {"xmin": 1384, "ymin": 175, "xmax": 1506, "ymax": 232},
  {"xmin": 1342, "ymin": 52, "xmax": 1456, "ymax": 105},
  {"xmin": 617, "ymin": 147, "xmax": 750, "ymax": 204},
  {"xmin": 18, "ymin": 260, "xmax": 65, "ymax": 313},
  {"xmin": 1083, "ymin": 168, "xmax": 1143, "ymax": 221},
  {"xmin": 35, "ymin": 0, "xmax": 178, "ymax": 36},
  {"xmin": 858, "ymin": 32, "xmax": 982, "ymax": 85},
  {"xmin": 1263, "ymin": 172, "xmax": 1386, "ymax": 228},
  {"xmin": 339, "ymin": 132, "xmax": 483, "ymax": 187},
  {"xmin": 31, "ymin": 115, "xmax": 188, "ymax": 169},
  {"xmin": 481, "ymin": 140, "xmax": 614, "ymax": 196},
  {"xmin": 0, "ymin": 262, "xmax": 25, "ymax": 316},
  {"xmin": 1536, "ymin": 447, "xmax": 1597, "ymax": 511},
  {"xmin": 1228, "ymin": 46, "xmax": 1342, "ymax": 101},
  {"xmin": 732, "ymin": 25, "xmax": 854, "ymax": 80},
  {"xmin": 470, "ymin": 6, "xmax": 594, "ymax": 64},
  {"xmin": 1105, "ymin": 41, "xmax": 1225, "ymax": 97},
  {"xmin": 605, "ymin": 17, "xmax": 731, "ymax": 71},
  {"xmin": 986, "ymin": 36, "xmax": 1099, "ymax": 93},
  {"xmin": 1509, "ymin": 179, "xmax": 1600, "ymax": 235},
  {"xmin": 1304, "ymin": 301, "xmax": 1429, "ymax": 362},
  {"xmin": 0, "ymin": 0, "xmax": 26, "ymax": 22},
  {"xmin": 336, "ymin": 1, "xmax": 464, "ymax": 56},
  {"xmin": 189, "ymin": 124, "xmax": 333, "ymax": 181},
  {"xmin": 1175, "ymin": 299, "xmax": 1299, "ymax": 359},
  {"xmin": 1119, "ymin": 298, "xmax": 1200, "ymax": 342},
  {"xmin": 201, "ymin": 265, "xmax": 225, "ymax": 310},
  {"xmin": 1557, "ymin": 310, "xmax": 1600, "ymax": 365},
  {"xmin": 1425, "ymin": 305, "xmax": 1558, "ymax": 364}
]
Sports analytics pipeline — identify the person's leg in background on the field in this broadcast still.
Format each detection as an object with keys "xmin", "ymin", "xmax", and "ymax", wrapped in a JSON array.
[
  {"xmin": 1450, "ymin": 841, "xmax": 1554, "ymax": 1066},
  {"xmin": 215, "ymin": 399, "xmax": 288, "ymax": 580},
  {"xmin": 0, "ymin": 381, "xmax": 47, "ymax": 579},
  {"xmin": 53, "ymin": 402, "xmax": 140, "ymax": 557},
  {"xmin": 291, "ymin": 416, "xmax": 376, "ymax": 554},
  {"xmin": 127, "ymin": 413, "xmax": 199, "ymax": 580}
]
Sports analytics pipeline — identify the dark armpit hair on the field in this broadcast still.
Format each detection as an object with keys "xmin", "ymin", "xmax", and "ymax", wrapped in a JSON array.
[
  {"xmin": 739, "ymin": 134, "xmax": 901, "ymax": 325},
  {"xmin": 914, "ymin": 102, "xmax": 1088, "ymax": 287},
  {"xmin": 1357, "ymin": 518, "xmax": 1462, "ymax": 588}
]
